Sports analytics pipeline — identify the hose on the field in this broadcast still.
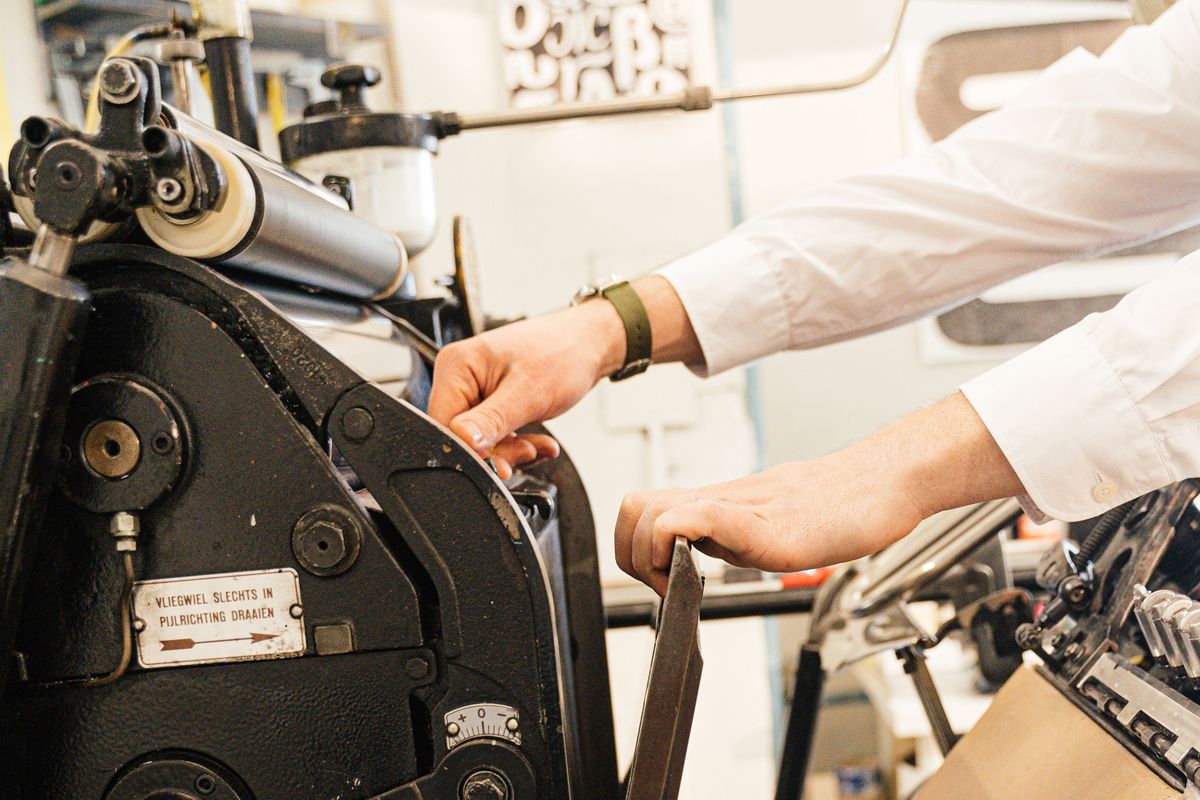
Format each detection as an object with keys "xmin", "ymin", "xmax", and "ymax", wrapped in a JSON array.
[{"xmin": 1078, "ymin": 499, "xmax": 1138, "ymax": 563}]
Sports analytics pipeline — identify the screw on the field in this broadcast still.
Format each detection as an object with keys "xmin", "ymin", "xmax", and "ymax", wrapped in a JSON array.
[
  {"xmin": 152, "ymin": 432, "xmax": 175, "ymax": 455},
  {"xmin": 341, "ymin": 406, "xmax": 374, "ymax": 442},
  {"xmin": 447, "ymin": 722, "xmax": 460, "ymax": 737},
  {"xmin": 505, "ymin": 717, "xmax": 519, "ymax": 732},
  {"xmin": 461, "ymin": 769, "xmax": 509, "ymax": 800},
  {"xmin": 133, "ymin": 617, "xmax": 146, "ymax": 632},
  {"xmin": 406, "ymin": 656, "xmax": 430, "ymax": 680},
  {"xmin": 155, "ymin": 177, "xmax": 183, "ymax": 203},
  {"xmin": 194, "ymin": 773, "xmax": 216, "ymax": 794},
  {"xmin": 100, "ymin": 60, "xmax": 140, "ymax": 104},
  {"xmin": 1063, "ymin": 643, "xmax": 1084, "ymax": 661},
  {"xmin": 289, "ymin": 604, "xmax": 304, "ymax": 619}
]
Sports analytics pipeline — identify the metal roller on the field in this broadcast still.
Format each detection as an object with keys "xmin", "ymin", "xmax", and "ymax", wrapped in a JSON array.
[{"xmin": 137, "ymin": 111, "xmax": 408, "ymax": 300}]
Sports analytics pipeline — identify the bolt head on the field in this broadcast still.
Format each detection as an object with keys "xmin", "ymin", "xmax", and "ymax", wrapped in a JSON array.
[
  {"xmin": 447, "ymin": 722, "xmax": 460, "ymax": 737},
  {"xmin": 298, "ymin": 520, "xmax": 348, "ymax": 569},
  {"xmin": 156, "ymin": 177, "xmax": 184, "ymax": 203},
  {"xmin": 341, "ymin": 406, "xmax": 375, "ymax": 442},
  {"xmin": 100, "ymin": 60, "xmax": 140, "ymax": 103},
  {"xmin": 461, "ymin": 770, "xmax": 509, "ymax": 800},
  {"xmin": 406, "ymin": 656, "xmax": 430, "ymax": 680},
  {"xmin": 110, "ymin": 512, "xmax": 141, "ymax": 536}
]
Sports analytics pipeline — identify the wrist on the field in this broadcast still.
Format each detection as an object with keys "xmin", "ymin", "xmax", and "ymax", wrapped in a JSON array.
[{"xmin": 570, "ymin": 297, "xmax": 628, "ymax": 380}]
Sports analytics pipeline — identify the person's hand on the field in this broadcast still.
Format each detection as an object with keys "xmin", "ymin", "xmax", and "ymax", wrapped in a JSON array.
[
  {"xmin": 615, "ymin": 458, "xmax": 924, "ymax": 595},
  {"xmin": 615, "ymin": 393, "xmax": 1025, "ymax": 595},
  {"xmin": 429, "ymin": 300, "xmax": 627, "ymax": 477},
  {"xmin": 429, "ymin": 276, "xmax": 705, "ymax": 477}
]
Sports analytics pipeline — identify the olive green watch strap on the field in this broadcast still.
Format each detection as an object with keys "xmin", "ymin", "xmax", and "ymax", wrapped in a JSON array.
[{"xmin": 600, "ymin": 281, "xmax": 652, "ymax": 381}]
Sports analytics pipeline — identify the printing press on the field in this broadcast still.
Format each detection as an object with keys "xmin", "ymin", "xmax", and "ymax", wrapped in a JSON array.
[
  {"xmin": 0, "ymin": 7, "xmax": 692, "ymax": 798},
  {"xmin": 4, "ymin": 1, "xmax": 1200, "ymax": 799}
]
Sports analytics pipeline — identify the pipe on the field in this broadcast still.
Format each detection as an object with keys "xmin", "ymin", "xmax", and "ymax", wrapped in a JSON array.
[
  {"xmin": 203, "ymin": 36, "xmax": 260, "ymax": 149},
  {"xmin": 453, "ymin": 0, "xmax": 910, "ymax": 133}
]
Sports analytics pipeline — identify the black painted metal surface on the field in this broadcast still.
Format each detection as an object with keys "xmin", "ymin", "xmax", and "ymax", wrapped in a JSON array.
[
  {"xmin": 0, "ymin": 257, "xmax": 91, "ymax": 704},
  {"xmin": 0, "ymin": 245, "xmax": 573, "ymax": 799}
]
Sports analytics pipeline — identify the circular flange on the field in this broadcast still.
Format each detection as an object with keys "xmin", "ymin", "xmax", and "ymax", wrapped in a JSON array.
[
  {"xmin": 59, "ymin": 374, "xmax": 187, "ymax": 513},
  {"xmin": 105, "ymin": 755, "xmax": 249, "ymax": 800}
]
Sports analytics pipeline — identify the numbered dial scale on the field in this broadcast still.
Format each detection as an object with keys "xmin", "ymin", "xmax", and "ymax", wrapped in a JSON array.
[{"xmin": 444, "ymin": 703, "xmax": 522, "ymax": 749}]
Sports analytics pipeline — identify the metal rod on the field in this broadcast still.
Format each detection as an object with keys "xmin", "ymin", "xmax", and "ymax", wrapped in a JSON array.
[
  {"xmin": 606, "ymin": 585, "xmax": 817, "ymax": 629},
  {"xmin": 898, "ymin": 646, "xmax": 958, "ymax": 756},
  {"xmin": 27, "ymin": 226, "xmax": 76, "ymax": 277},
  {"xmin": 171, "ymin": 59, "xmax": 196, "ymax": 116},
  {"xmin": 456, "ymin": 0, "xmax": 910, "ymax": 133},
  {"xmin": 203, "ymin": 36, "xmax": 260, "ymax": 149},
  {"xmin": 775, "ymin": 645, "xmax": 825, "ymax": 800},
  {"xmin": 712, "ymin": 0, "xmax": 910, "ymax": 104}
]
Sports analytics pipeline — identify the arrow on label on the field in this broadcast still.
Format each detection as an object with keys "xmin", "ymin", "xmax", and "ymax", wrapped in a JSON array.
[{"xmin": 159, "ymin": 632, "xmax": 281, "ymax": 651}]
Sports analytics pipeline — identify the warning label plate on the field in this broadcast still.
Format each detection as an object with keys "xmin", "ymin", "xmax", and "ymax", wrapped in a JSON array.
[{"xmin": 133, "ymin": 568, "xmax": 306, "ymax": 669}]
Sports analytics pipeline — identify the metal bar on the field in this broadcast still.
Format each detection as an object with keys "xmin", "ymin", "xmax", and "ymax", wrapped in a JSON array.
[
  {"xmin": 898, "ymin": 646, "xmax": 958, "ymax": 756},
  {"xmin": 455, "ymin": 0, "xmax": 909, "ymax": 134},
  {"xmin": 606, "ymin": 585, "xmax": 817, "ymax": 629},
  {"xmin": 203, "ymin": 36, "xmax": 260, "ymax": 149},
  {"xmin": 625, "ymin": 538, "xmax": 704, "ymax": 800},
  {"xmin": 775, "ymin": 644, "xmax": 825, "ymax": 800},
  {"xmin": 713, "ymin": 0, "xmax": 910, "ymax": 104}
]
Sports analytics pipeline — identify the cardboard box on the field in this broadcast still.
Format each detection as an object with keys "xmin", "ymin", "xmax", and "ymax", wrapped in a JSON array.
[{"xmin": 916, "ymin": 667, "xmax": 1178, "ymax": 800}]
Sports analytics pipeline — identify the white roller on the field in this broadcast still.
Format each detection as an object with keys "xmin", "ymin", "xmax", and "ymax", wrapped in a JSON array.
[{"xmin": 135, "ymin": 139, "xmax": 256, "ymax": 259}]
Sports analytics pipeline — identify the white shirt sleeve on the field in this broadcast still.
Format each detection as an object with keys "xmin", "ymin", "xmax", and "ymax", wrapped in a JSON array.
[
  {"xmin": 660, "ymin": 0, "xmax": 1200, "ymax": 377},
  {"xmin": 659, "ymin": 1, "xmax": 1200, "ymax": 521}
]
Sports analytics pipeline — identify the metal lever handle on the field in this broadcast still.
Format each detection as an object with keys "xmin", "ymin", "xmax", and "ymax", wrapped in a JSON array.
[{"xmin": 625, "ymin": 537, "xmax": 705, "ymax": 800}]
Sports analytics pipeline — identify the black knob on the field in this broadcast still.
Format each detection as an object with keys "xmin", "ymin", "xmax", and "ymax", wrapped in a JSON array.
[{"xmin": 321, "ymin": 64, "xmax": 381, "ymax": 111}]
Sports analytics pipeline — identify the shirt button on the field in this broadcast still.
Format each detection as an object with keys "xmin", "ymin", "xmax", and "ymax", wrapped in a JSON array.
[{"xmin": 1092, "ymin": 479, "xmax": 1118, "ymax": 504}]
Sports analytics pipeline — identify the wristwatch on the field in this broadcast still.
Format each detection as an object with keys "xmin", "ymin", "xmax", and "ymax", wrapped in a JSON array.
[{"xmin": 571, "ymin": 275, "xmax": 652, "ymax": 381}]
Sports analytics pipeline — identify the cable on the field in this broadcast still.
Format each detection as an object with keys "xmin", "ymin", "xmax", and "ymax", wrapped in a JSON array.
[{"xmin": 1079, "ymin": 499, "xmax": 1138, "ymax": 563}]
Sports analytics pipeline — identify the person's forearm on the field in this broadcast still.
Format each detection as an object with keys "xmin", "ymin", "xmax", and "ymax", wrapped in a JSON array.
[
  {"xmin": 836, "ymin": 392, "xmax": 1025, "ymax": 546},
  {"xmin": 592, "ymin": 275, "xmax": 703, "ymax": 377}
]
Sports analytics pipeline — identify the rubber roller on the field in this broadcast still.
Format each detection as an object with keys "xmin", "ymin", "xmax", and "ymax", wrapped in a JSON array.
[{"xmin": 137, "ymin": 116, "xmax": 408, "ymax": 300}]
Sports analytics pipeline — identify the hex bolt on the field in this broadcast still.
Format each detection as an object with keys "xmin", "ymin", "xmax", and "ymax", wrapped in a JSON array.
[
  {"xmin": 299, "ymin": 521, "xmax": 347, "ymax": 569},
  {"xmin": 341, "ymin": 406, "xmax": 375, "ymax": 442},
  {"xmin": 100, "ymin": 60, "xmax": 140, "ymax": 104},
  {"xmin": 110, "ymin": 512, "xmax": 141, "ymax": 553},
  {"xmin": 405, "ymin": 656, "xmax": 430, "ymax": 680},
  {"xmin": 291, "ymin": 505, "xmax": 362, "ymax": 576},
  {"xmin": 461, "ymin": 770, "xmax": 509, "ymax": 800},
  {"xmin": 156, "ymin": 177, "xmax": 184, "ymax": 203}
]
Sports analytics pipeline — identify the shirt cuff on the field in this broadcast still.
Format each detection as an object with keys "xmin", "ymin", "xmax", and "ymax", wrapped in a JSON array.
[
  {"xmin": 656, "ymin": 234, "xmax": 792, "ymax": 377},
  {"xmin": 961, "ymin": 323, "xmax": 1174, "ymax": 522}
]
